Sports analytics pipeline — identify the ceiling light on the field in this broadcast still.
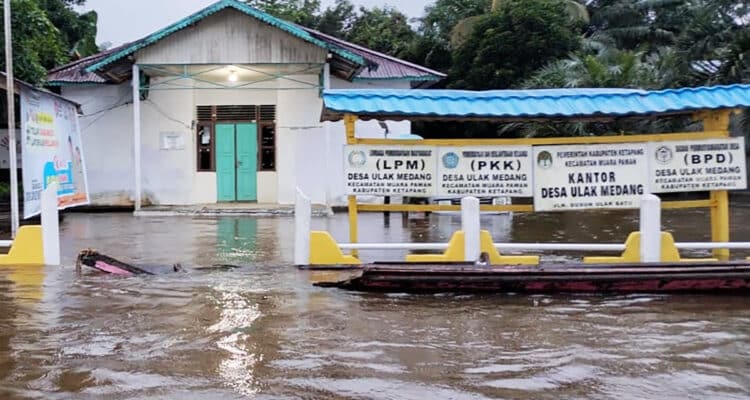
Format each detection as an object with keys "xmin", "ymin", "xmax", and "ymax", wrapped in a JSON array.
[{"xmin": 228, "ymin": 69, "xmax": 238, "ymax": 82}]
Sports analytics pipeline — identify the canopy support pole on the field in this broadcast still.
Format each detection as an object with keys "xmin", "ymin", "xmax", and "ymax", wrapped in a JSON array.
[
  {"xmin": 4, "ymin": 0, "xmax": 19, "ymax": 237},
  {"xmin": 699, "ymin": 110, "xmax": 731, "ymax": 260},
  {"xmin": 132, "ymin": 64, "xmax": 142, "ymax": 211},
  {"xmin": 345, "ymin": 114, "xmax": 358, "ymax": 256}
]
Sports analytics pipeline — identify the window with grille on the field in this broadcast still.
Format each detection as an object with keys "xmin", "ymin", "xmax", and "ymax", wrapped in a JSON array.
[{"xmin": 195, "ymin": 105, "xmax": 276, "ymax": 172}]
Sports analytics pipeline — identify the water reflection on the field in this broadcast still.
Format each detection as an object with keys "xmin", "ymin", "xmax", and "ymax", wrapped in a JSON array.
[{"xmin": 208, "ymin": 286, "xmax": 262, "ymax": 396}]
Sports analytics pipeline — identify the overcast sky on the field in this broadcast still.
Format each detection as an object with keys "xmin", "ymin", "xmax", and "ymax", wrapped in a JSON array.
[{"xmin": 80, "ymin": 0, "xmax": 432, "ymax": 47}]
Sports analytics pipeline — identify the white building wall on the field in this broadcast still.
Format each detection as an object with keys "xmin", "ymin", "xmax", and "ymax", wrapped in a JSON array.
[
  {"xmin": 140, "ymin": 78, "xmax": 196, "ymax": 205},
  {"xmin": 62, "ymin": 83, "xmax": 135, "ymax": 206},
  {"xmin": 61, "ymin": 73, "xmax": 415, "ymax": 207},
  {"xmin": 276, "ymin": 75, "xmax": 322, "ymax": 205},
  {"xmin": 275, "ymin": 76, "xmax": 412, "ymax": 206}
]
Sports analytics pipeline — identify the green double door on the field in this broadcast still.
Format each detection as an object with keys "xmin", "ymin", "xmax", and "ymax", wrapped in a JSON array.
[{"xmin": 216, "ymin": 123, "xmax": 257, "ymax": 202}]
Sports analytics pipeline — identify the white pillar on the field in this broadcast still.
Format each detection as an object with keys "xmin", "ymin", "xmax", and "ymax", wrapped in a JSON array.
[
  {"xmin": 322, "ymin": 63, "xmax": 332, "ymax": 208},
  {"xmin": 640, "ymin": 194, "xmax": 661, "ymax": 262},
  {"xmin": 41, "ymin": 183, "xmax": 60, "ymax": 266},
  {"xmin": 461, "ymin": 196, "xmax": 481, "ymax": 262},
  {"xmin": 132, "ymin": 64, "xmax": 142, "ymax": 211},
  {"xmin": 4, "ymin": 0, "xmax": 19, "ymax": 238},
  {"xmin": 294, "ymin": 188, "xmax": 311, "ymax": 266}
]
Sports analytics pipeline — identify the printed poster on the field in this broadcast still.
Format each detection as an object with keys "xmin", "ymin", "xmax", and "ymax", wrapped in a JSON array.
[
  {"xmin": 20, "ymin": 88, "xmax": 89, "ymax": 218},
  {"xmin": 649, "ymin": 137, "xmax": 747, "ymax": 193},
  {"xmin": 533, "ymin": 143, "xmax": 649, "ymax": 211}
]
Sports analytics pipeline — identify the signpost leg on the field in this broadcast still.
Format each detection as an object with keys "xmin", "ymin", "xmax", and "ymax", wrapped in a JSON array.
[
  {"xmin": 700, "ymin": 111, "xmax": 731, "ymax": 262},
  {"xmin": 461, "ymin": 196, "xmax": 480, "ymax": 262},
  {"xmin": 711, "ymin": 190, "xmax": 730, "ymax": 260},
  {"xmin": 639, "ymin": 194, "xmax": 661, "ymax": 262},
  {"xmin": 348, "ymin": 195, "xmax": 358, "ymax": 257}
]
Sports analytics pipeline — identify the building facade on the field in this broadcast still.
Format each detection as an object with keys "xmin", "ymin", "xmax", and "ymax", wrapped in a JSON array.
[{"xmin": 47, "ymin": 0, "xmax": 443, "ymax": 207}]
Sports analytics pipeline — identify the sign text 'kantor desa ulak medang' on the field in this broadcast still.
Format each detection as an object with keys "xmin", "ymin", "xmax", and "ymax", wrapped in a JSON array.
[{"xmin": 343, "ymin": 137, "xmax": 747, "ymax": 211}]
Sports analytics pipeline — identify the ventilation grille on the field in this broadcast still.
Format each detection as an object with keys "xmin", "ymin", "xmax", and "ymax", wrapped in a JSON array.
[
  {"xmin": 196, "ymin": 106, "xmax": 213, "ymax": 121},
  {"xmin": 260, "ymin": 105, "xmax": 275, "ymax": 122},
  {"xmin": 196, "ymin": 105, "xmax": 276, "ymax": 122},
  {"xmin": 216, "ymin": 105, "xmax": 256, "ymax": 121}
]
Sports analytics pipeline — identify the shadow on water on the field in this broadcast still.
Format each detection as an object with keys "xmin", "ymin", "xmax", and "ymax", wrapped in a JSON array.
[{"xmin": 0, "ymin": 205, "xmax": 749, "ymax": 399}]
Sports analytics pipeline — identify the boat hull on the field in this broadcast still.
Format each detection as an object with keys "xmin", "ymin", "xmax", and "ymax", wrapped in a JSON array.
[{"xmin": 312, "ymin": 262, "xmax": 750, "ymax": 294}]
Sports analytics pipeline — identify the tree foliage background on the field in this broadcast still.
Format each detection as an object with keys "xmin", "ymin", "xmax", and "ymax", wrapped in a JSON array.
[
  {"xmin": 243, "ymin": 0, "xmax": 749, "ymax": 137},
  {"xmin": 0, "ymin": 0, "xmax": 98, "ymax": 84}
]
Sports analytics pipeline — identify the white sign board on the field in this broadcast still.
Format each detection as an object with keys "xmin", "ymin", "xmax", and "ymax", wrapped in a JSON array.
[
  {"xmin": 649, "ymin": 137, "xmax": 747, "ymax": 193},
  {"xmin": 533, "ymin": 143, "xmax": 648, "ymax": 211},
  {"xmin": 20, "ymin": 88, "xmax": 89, "ymax": 219},
  {"xmin": 344, "ymin": 145, "xmax": 436, "ymax": 196},
  {"xmin": 436, "ymin": 146, "xmax": 533, "ymax": 197},
  {"xmin": 160, "ymin": 131, "xmax": 185, "ymax": 150}
]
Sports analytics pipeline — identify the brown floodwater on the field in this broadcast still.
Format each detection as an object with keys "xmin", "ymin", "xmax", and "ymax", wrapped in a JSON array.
[{"xmin": 2, "ymin": 204, "xmax": 750, "ymax": 399}]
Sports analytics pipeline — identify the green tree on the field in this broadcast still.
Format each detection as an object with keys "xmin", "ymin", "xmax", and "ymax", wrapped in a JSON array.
[
  {"xmin": 450, "ymin": 0, "xmax": 588, "ymax": 49},
  {"xmin": 242, "ymin": 0, "xmax": 321, "ymax": 27},
  {"xmin": 38, "ymin": 0, "xmax": 98, "ymax": 58},
  {"xmin": 346, "ymin": 6, "xmax": 416, "ymax": 59},
  {"xmin": 0, "ymin": 0, "xmax": 97, "ymax": 84},
  {"xmin": 586, "ymin": 0, "xmax": 682, "ymax": 53},
  {"xmin": 449, "ymin": 0, "xmax": 582, "ymax": 90},
  {"xmin": 410, "ymin": 0, "xmax": 490, "ymax": 72},
  {"xmin": 316, "ymin": 0, "xmax": 355, "ymax": 38},
  {"xmin": 0, "ymin": 0, "xmax": 67, "ymax": 83}
]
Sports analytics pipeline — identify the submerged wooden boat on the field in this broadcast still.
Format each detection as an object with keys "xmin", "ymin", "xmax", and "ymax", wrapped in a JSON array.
[
  {"xmin": 76, "ymin": 249, "xmax": 181, "ymax": 276},
  {"xmin": 311, "ymin": 261, "xmax": 750, "ymax": 294}
]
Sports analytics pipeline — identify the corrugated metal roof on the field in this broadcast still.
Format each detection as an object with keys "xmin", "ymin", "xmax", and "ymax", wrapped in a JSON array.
[
  {"xmin": 83, "ymin": 0, "xmax": 364, "ymax": 73},
  {"xmin": 321, "ymin": 85, "xmax": 750, "ymax": 121},
  {"xmin": 47, "ymin": 42, "xmax": 136, "ymax": 85},
  {"xmin": 303, "ymin": 28, "xmax": 445, "ymax": 82}
]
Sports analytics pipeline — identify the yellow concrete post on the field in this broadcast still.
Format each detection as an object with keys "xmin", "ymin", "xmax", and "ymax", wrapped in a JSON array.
[
  {"xmin": 344, "ymin": 114, "xmax": 359, "ymax": 256},
  {"xmin": 699, "ymin": 110, "xmax": 731, "ymax": 260},
  {"xmin": 348, "ymin": 195, "xmax": 358, "ymax": 257},
  {"xmin": 344, "ymin": 114, "xmax": 357, "ymax": 144}
]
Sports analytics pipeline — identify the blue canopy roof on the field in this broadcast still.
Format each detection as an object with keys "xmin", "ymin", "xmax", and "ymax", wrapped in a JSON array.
[{"xmin": 321, "ymin": 85, "xmax": 750, "ymax": 121}]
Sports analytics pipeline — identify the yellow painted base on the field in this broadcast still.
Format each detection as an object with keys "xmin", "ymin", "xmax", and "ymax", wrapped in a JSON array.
[
  {"xmin": 583, "ymin": 232, "xmax": 718, "ymax": 264},
  {"xmin": 406, "ymin": 231, "xmax": 466, "ymax": 262},
  {"xmin": 0, "ymin": 226, "xmax": 45, "ymax": 266},
  {"xmin": 405, "ymin": 230, "xmax": 540, "ymax": 265},
  {"xmin": 479, "ymin": 231, "xmax": 539, "ymax": 265},
  {"xmin": 309, "ymin": 231, "xmax": 361, "ymax": 265}
]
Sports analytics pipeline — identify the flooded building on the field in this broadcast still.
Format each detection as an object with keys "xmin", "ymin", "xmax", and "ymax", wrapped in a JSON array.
[{"xmin": 46, "ymin": 0, "xmax": 443, "ymax": 208}]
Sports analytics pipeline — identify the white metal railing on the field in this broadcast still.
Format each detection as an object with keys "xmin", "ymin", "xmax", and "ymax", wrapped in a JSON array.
[
  {"xmin": 675, "ymin": 242, "xmax": 750, "ymax": 250},
  {"xmin": 332, "ymin": 242, "xmax": 750, "ymax": 251},
  {"xmin": 339, "ymin": 243, "xmax": 448, "ymax": 250},
  {"xmin": 293, "ymin": 188, "xmax": 750, "ymax": 265}
]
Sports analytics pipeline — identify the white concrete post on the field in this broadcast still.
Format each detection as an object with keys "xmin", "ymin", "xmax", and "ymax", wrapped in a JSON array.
[
  {"xmin": 132, "ymin": 64, "xmax": 142, "ymax": 212},
  {"xmin": 461, "ymin": 196, "xmax": 481, "ymax": 262},
  {"xmin": 41, "ymin": 183, "xmax": 60, "ymax": 266},
  {"xmin": 294, "ymin": 187, "xmax": 311, "ymax": 266},
  {"xmin": 640, "ymin": 194, "xmax": 662, "ymax": 262}
]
